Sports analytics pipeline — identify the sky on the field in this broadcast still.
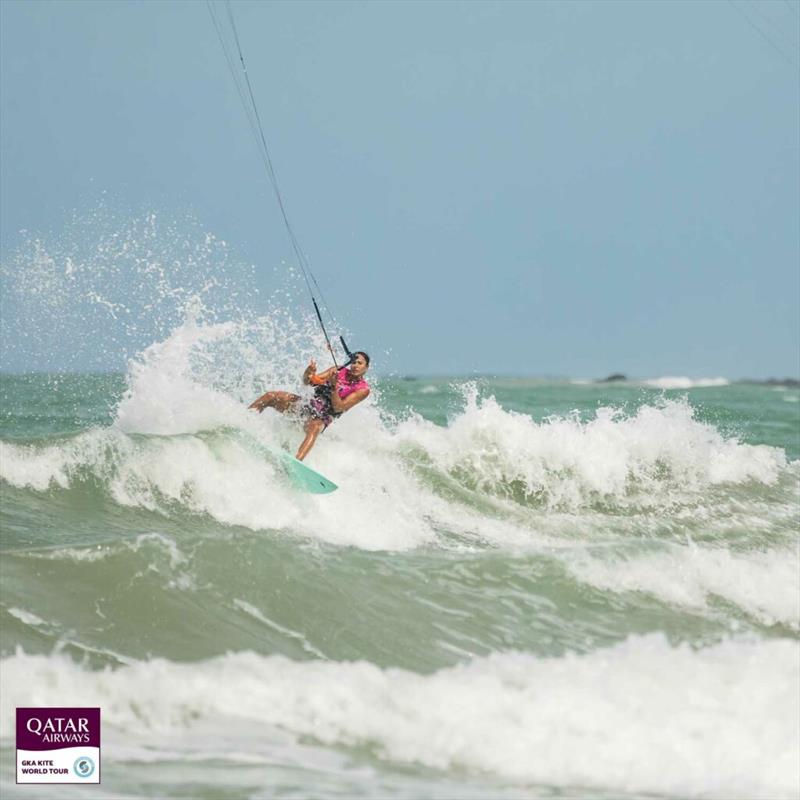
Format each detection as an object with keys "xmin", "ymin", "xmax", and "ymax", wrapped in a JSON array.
[{"xmin": 1, "ymin": 0, "xmax": 798, "ymax": 378}]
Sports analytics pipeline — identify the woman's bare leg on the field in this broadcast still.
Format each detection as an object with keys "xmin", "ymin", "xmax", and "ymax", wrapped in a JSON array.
[
  {"xmin": 296, "ymin": 418, "xmax": 326, "ymax": 461},
  {"xmin": 249, "ymin": 391, "xmax": 300, "ymax": 413},
  {"xmin": 249, "ymin": 392, "xmax": 325, "ymax": 460}
]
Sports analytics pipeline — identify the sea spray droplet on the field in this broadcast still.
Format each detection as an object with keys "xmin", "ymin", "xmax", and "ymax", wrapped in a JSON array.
[{"xmin": 1, "ymin": 203, "xmax": 261, "ymax": 372}]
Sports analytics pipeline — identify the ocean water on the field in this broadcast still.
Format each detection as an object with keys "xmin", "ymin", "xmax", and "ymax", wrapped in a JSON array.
[
  {"xmin": 1, "ymin": 336, "xmax": 798, "ymax": 798},
  {"xmin": 0, "ymin": 211, "xmax": 798, "ymax": 797}
]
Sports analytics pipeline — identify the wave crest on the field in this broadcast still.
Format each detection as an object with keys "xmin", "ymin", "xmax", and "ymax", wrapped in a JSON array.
[{"xmin": 397, "ymin": 388, "xmax": 786, "ymax": 512}]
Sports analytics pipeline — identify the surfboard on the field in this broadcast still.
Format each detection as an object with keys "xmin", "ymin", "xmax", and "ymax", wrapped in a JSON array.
[{"xmin": 266, "ymin": 446, "xmax": 338, "ymax": 494}]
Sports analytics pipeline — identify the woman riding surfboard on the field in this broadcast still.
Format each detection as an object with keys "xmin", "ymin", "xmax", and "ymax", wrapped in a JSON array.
[{"xmin": 249, "ymin": 352, "xmax": 371, "ymax": 460}]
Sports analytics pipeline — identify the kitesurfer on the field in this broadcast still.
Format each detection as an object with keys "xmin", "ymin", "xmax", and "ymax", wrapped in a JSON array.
[{"xmin": 249, "ymin": 352, "xmax": 371, "ymax": 460}]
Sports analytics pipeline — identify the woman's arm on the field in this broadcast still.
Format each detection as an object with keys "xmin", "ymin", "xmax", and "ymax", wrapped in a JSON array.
[
  {"xmin": 303, "ymin": 361, "xmax": 336, "ymax": 385},
  {"xmin": 329, "ymin": 387, "xmax": 370, "ymax": 414}
]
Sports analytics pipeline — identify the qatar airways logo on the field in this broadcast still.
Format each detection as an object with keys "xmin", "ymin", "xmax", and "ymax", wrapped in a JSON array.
[
  {"xmin": 16, "ymin": 708, "xmax": 100, "ymax": 784},
  {"xmin": 25, "ymin": 716, "xmax": 91, "ymax": 744}
]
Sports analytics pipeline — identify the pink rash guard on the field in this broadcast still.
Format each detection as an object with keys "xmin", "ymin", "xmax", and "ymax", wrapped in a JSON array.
[
  {"xmin": 305, "ymin": 367, "xmax": 369, "ymax": 428},
  {"xmin": 334, "ymin": 367, "xmax": 369, "ymax": 400}
]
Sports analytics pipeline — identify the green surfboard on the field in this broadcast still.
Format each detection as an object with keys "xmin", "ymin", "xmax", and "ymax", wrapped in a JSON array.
[{"xmin": 266, "ymin": 446, "xmax": 338, "ymax": 494}]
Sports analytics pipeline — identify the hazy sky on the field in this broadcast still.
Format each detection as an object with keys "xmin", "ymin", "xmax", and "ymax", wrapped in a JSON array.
[{"xmin": 1, "ymin": 0, "xmax": 798, "ymax": 377}]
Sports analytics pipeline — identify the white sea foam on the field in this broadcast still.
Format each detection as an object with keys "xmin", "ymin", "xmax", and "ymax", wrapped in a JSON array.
[
  {"xmin": 27, "ymin": 544, "xmax": 113, "ymax": 563},
  {"xmin": 1, "ymin": 636, "xmax": 797, "ymax": 799},
  {"xmin": 114, "ymin": 318, "xmax": 244, "ymax": 436},
  {"xmin": 642, "ymin": 376, "xmax": 730, "ymax": 389},
  {"xmin": 0, "ymin": 427, "xmax": 132, "ymax": 491},
  {"xmin": 394, "ymin": 385, "xmax": 786, "ymax": 511},
  {"xmin": 566, "ymin": 544, "xmax": 800, "ymax": 629},
  {"xmin": 6, "ymin": 608, "xmax": 47, "ymax": 627}
]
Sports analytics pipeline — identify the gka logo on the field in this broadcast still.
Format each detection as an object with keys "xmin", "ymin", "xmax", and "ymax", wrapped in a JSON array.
[{"xmin": 73, "ymin": 756, "xmax": 95, "ymax": 778}]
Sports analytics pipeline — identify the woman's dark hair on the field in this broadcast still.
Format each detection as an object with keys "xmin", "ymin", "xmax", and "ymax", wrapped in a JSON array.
[{"xmin": 354, "ymin": 351, "xmax": 370, "ymax": 366}]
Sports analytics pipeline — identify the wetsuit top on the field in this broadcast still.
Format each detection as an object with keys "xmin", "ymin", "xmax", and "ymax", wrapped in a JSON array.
[
  {"xmin": 312, "ymin": 368, "xmax": 370, "ymax": 420},
  {"xmin": 334, "ymin": 367, "xmax": 369, "ymax": 401}
]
